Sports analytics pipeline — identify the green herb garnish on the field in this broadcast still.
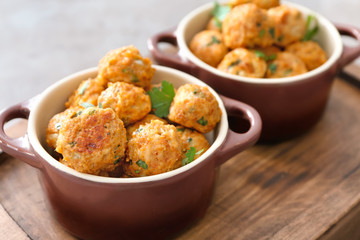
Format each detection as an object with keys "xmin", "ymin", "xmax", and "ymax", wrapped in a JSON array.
[
  {"xmin": 211, "ymin": 1, "xmax": 231, "ymax": 29},
  {"xmin": 114, "ymin": 158, "xmax": 121, "ymax": 165},
  {"xmin": 259, "ymin": 29, "xmax": 266, "ymax": 38},
  {"xmin": 136, "ymin": 159, "xmax": 148, "ymax": 169},
  {"xmin": 148, "ymin": 80, "xmax": 175, "ymax": 118},
  {"xmin": 78, "ymin": 81, "xmax": 89, "ymax": 95},
  {"xmin": 182, "ymin": 147, "xmax": 205, "ymax": 166},
  {"xmin": 207, "ymin": 36, "xmax": 221, "ymax": 46},
  {"xmin": 197, "ymin": 116, "xmax": 208, "ymax": 126},
  {"xmin": 254, "ymin": 50, "xmax": 277, "ymax": 61},
  {"xmin": 80, "ymin": 102, "xmax": 95, "ymax": 108},
  {"xmin": 228, "ymin": 59, "xmax": 241, "ymax": 68},
  {"xmin": 98, "ymin": 102, "xmax": 103, "ymax": 108},
  {"xmin": 268, "ymin": 63, "xmax": 277, "ymax": 74},
  {"xmin": 303, "ymin": 15, "xmax": 319, "ymax": 41}
]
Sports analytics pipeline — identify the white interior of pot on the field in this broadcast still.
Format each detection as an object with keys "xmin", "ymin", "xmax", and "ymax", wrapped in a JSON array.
[
  {"xmin": 28, "ymin": 66, "xmax": 228, "ymax": 183},
  {"xmin": 177, "ymin": 0, "xmax": 343, "ymax": 84}
]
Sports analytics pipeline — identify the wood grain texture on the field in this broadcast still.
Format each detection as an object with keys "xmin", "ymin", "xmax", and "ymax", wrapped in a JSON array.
[{"xmin": 0, "ymin": 76, "xmax": 359, "ymax": 240}]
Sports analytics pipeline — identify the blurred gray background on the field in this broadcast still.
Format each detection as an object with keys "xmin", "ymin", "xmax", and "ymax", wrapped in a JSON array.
[{"xmin": 0, "ymin": 0, "xmax": 359, "ymax": 110}]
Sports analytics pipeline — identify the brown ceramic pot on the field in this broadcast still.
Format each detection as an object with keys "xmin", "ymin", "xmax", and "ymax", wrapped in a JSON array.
[
  {"xmin": 148, "ymin": 1, "xmax": 360, "ymax": 141},
  {"xmin": 0, "ymin": 66, "xmax": 261, "ymax": 240}
]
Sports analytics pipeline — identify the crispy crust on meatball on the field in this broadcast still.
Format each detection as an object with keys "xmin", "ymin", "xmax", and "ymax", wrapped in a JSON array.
[
  {"xmin": 218, "ymin": 48, "xmax": 267, "ymax": 78},
  {"xmin": 222, "ymin": 3, "xmax": 276, "ymax": 49},
  {"xmin": 65, "ymin": 78, "xmax": 105, "ymax": 108},
  {"xmin": 168, "ymin": 84, "xmax": 222, "ymax": 133},
  {"xmin": 98, "ymin": 82, "xmax": 151, "ymax": 126},
  {"xmin": 266, "ymin": 52, "xmax": 307, "ymax": 78},
  {"xmin": 123, "ymin": 120, "xmax": 183, "ymax": 177},
  {"xmin": 190, "ymin": 30, "xmax": 228, "ymax": 67},
  {"xmin": 126, "ymin": 114, "xmax": 167, "ymax": 140},
  {"xmin": 267, "ymin": 5, "xmax": 306, "ymax": 47},
  {"xmin": 286, "ymin": 40, "xmax": 327, "ymax": 71},
  {"xmin": 55, "ymin": 107, "xmax": 127, "ymax": 176},
  {"xmin": 97, "ymin": 45, "xmax": 155, "ymax": 89}
]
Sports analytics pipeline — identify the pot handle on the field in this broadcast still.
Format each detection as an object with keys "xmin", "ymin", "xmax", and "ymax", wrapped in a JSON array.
[
  {"xmin": 215, "ymin": 95, "xmax": 262, "ymax": 167},
  {"xmin": 335, "ymin": 23, "xmax": 360, "ymax": 69},
  {"xmin": 147, "ymin": 27, "xmax": 196, "ymax": 75},
  {"xmin": 0, "ymin": 97, "xmax": 42, "ymax": 169}
]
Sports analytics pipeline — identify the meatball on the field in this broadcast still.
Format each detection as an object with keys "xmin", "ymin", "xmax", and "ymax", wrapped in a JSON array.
[
  {"xmin": 217, "ymin": 48, "xmax": 267, "ymax": 78},
  {"xmin": 265, "ymin": 52, "xmax": 307, "ymax": 78},
  {"xmin": 126, "ymin": 114, "xmax": 167, "ymax": 140},
  {"xmin": 46, "ymin": 107, "xmax": 82, "ymax": 149},
  {"xmin": 286, "ymin": 40, "xmax": 327, "ymax": 71},
  {"xmin": 268, "ymin": 5, "xmax": 306, "ymax": 47},
  {"xmin": 189, "ymin": 30, "xmax": 228, "ymax": 67},
  {"xmin": 168, "ymin": 84, "xmax": 222, "ymax": 133},
  {"xmin": 230, "ymin": 0, "xmax": 280, "ymax": 9},
  {"xmin": 97, "ymin": 45, "xmax": 155, "ymax": 89},
  {"xmin": 222, "ymin": 3, "xmax": 276, "ymax": 49},
  {"xmin": 65, "ymin": 78, "xmax": 105, "ymax": 108},
  {"xmin": 55, "ymin": 107, "xmax": 127, "ymax": 176},
  {"xmin": 97, "ymin": 82, "xmax": 151, "ymax": 126},
  {"xmin": 176, "ymin": 126, "xmax": 210, "ymax": 162},
  {"xmin": 123, "ymin": 120, "xmax": 183, "ymax": 177}
]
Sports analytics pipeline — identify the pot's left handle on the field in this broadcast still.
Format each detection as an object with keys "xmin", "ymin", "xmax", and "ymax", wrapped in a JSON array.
[
  {"xmin": 0, "ymin": 97, "xmax": 42, "ymax": 169},
  {"xmin": 215, "ymin": 95, "xmax": 262, "ymax": 167}
]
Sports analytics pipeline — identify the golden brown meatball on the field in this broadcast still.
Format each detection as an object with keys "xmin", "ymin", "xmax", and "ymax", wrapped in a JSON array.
[
  {"xmin": 168, "ymin": 84, "xmax": 222, "ymax": 133},
  {"xmin": 97, "ymin": 82, "xmax": 151, "ymax": 126},
  {"xmin": 268, "ymin": 5, "xmax": 306, "ymax": 47},
  {"xmin": 176, "ymin": 126, "xmax": 210, "ymax": 163},
  {"xmin": 65, "ymin": 78, "xmax": 105, "ymax": 108},
  {"xmin": 222, "ymin": 3, "xmax": 276, "ymax": 49},
  {"xmin": 46, "ymin": 107, "xmax": 83, "ymax": 149},
  {"xmin": 55, "ymin": 107, "xmax": 127, "ymax": 176},
  {"xmin": 286, "ymin": 40, "xmax": 327, "ymax": 71},
  {"xmin": 217, "ymin": 48, "xmax": 267, "ymax": 78},
  {"xmin": 265, "ymin": 52, "xmax": 307, "ymax": 78},
  {"xmin": 123, "ymin": 120, "xmax": 183, "ymax": 177},
  {"xmin": 230, "ymin": 0, "xmax": 280, "ymax": 9},
  {"xmin": 126, "ymin": 114, "xmax": 167, "ymax": 140},
  {"xmin": 97, "ymin": 45, "xmax": 155, "ymax": 89},
  {"xmin": 189, "ymin": 30, "xmax": 228, "ymax": 67}
]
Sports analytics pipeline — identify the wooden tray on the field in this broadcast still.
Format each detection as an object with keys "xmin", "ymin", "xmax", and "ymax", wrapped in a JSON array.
[{"xmin": 0, "ymin": 69, "xmax": 359, "ymax": 240}]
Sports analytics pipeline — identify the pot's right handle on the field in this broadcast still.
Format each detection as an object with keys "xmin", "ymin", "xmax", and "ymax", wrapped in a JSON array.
[
  {"xmin": 147, "ymin": 27, "xmax": 196, "ymax": 75},
  {"xmin": 0, "ymin": 97, "xmax": 42, "ymax": 169},
  {"xmin": 335, "ymin": 23, "xmax": 360, "ymax": 69},
  {"xmin": 215, "ymin": 95, "xmax": 262, "ymax": 167}
]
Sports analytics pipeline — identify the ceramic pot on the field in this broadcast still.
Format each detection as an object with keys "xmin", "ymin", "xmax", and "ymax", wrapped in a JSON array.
[
  {"xmin": 148, "ymin": 1, "xmax": 360, "ymax": 141},
  {"xmin": 0, "ymin": 66, "xmax": 261, "ymax": 240}
]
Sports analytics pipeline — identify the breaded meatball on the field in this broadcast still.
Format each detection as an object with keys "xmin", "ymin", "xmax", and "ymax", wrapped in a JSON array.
[
  {"xmin": 123, "ymin": 120, "xmax": 183, "ymax": 177},
  {"xmin": 222, "ymin": 3, "xmax": 276, "ymax": 49},
  {"xmin": 168, "ymin": 84, "xmax": 222, "ymax": 133},
  {"xmin": 97, "ymin": 82, "xmax": 151, "ymax": 126},
  {"xmin": 189, "ymin": 30, "xmax": 228, "ymax": 67},
  {"xmin": 230, "ymin": 0, "xmax": 280, "ymax": 9},
  {"xmin": 46, "ymin": 107, "xmax": 83, "ymax": 149},
  {"xmin": 65, "ymin": 78, "xmax": 105, "ymax": 108},
  {"xmin": 97, "ymin": 45, "xmax": 155, "ymax": 89},
  {"xmin": 55, "ymin": 107, "xmax": 127, "ymax": 176},
  {"xmin": 217, "ymin": 48, "xmax": 267, "ymax": 78},
  {"xmin": 176, "ymin": 126, "xmax": 210, "ymax": 162},
  {"xmin": 265, "ymin": 52, "xmax": 307, "ymax": 78},
  {"xmin": 268, "ymin": 5, "xmax": 306, "ymax": 47},
  {"xmin": 286, "ymin": 40, "xmax": 327, "ymax": 71},
  {"xmin": 126, "ymin": 114, "xmax": 167, "ymax": 139}
]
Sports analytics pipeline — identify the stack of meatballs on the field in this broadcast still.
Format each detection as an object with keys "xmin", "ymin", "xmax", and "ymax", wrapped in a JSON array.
[
  {"xmin": 190, "ymin": 0, "xmax": 328, "ymax": 78},
  {"xmin": 46, "ymin": 45, "xmax": 222, "ymax": 177}
]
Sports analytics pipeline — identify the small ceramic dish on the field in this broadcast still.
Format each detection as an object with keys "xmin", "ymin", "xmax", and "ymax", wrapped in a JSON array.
[
  {"xmin": 148, "ymin": 0, "xmax": 360, "ymax": 141},
  {"xmin": 0, "ymin": 65, "xmax": 261, "ymax": 240}
]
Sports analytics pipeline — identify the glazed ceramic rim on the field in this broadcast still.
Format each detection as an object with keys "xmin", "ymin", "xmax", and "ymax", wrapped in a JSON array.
[
  {"xmin": 28, "ymin": 65, "xmax": 228, "ymax": 183},
  {"xmin": 176, "ymin": 0, "xmax": 343, "ymax": 84}
]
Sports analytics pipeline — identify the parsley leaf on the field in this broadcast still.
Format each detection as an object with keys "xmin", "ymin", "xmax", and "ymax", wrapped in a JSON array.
[
  {"xmin": 197, "ymin": 116, "xmax": 208, "ymax": 126},
  {"xmin": 182, "ymin": 147, "xmax": 205, "ymax": 166},
  {"xmin": 211, "ymin": 1, "xmax": 231, "ymax": 29},
  {"xmin": 80, "ymin": 102, "xmax": 95, "ymax": 108},
  {"xmin": 148, "ymin": 80, "xmax": 175, "ymax": 118},
  {"xmin": 136, "ymin": 159, "xmax": 148, "ymax": 169},
  {"xmin": 303, "ymin": 15, "xmax": 319, "ymax": 41}
]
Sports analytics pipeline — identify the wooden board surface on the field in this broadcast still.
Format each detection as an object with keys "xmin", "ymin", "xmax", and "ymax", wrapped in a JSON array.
[{"xmin": 0, "ymin": 73, "xmax": 359, "ymax": 240}]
